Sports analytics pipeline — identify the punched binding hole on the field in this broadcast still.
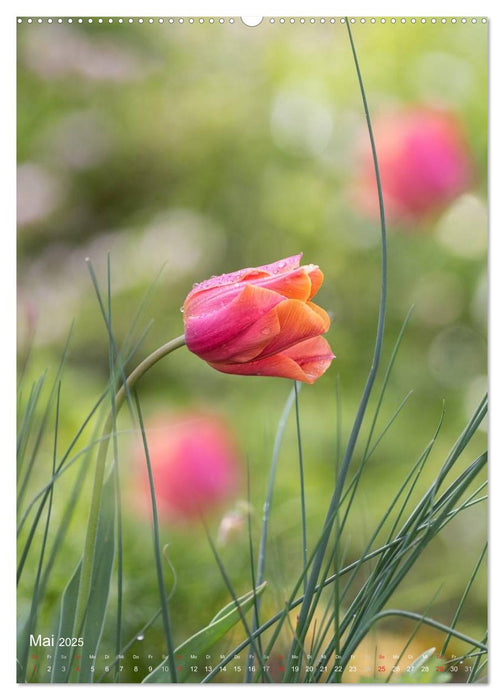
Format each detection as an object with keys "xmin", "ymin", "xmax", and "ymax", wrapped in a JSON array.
[{"xmin": 241, "ymin": 17, "xmax": 263, "ymax": 27}]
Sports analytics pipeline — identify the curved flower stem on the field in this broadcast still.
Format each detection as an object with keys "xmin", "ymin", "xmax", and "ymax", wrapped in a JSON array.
[{"xmin": 74, "ymin": 334, "xmax": 186, "ymax": 636}]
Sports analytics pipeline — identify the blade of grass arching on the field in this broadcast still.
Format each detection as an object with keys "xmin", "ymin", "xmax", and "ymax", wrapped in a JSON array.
[
  {"xmin": 339, "ymin": 455, "xmax": 488, "ymax": 662},
  {"xmin": 294, "ymin": 382, "xmax": 308, "ymax": 594},
  {"xmin": 441, "ymin": 542, "xmax": 488, "ymax": 658},
  {"xmin": 74, "ymin": 473, "xmax": 116, "ymax": 682},
  {"xmin": 208, "ymin": 443, "xmax": 485, "ymax": 685},
  {"xmin": 322, "ymin": 451, "xmax": 487, "ymax": 675},
  {"xmin": 245, "ymin": 385, "xmax": 297, "ymax": 682},
  {"xmin": 358, "ymin": 609, "xmax": 488, "ymax": 653},
  {"xmin": 202, "ymin": 497, "xmax": 486, "ymax": 686},
  {"xmin": 204, "ymin": 523, "xmax": 272, "ymax": 683},
  {"xmin": 286, "ymin": 18, "xmax": 389, "ymax": 675},
  {"xmin": 17, "ymin": 383, "xmax": 60, "ymax": 682},
  {"xmin": 384, "ymin": 587, "xmax": 443, "ymax": 684},
  {"xmin": 134, "ymin": 392, "xmax": 178, "ymax": 682},
  {"xmin": 208, "ymin": 463, "xmax": 488, "ymax": 685}
]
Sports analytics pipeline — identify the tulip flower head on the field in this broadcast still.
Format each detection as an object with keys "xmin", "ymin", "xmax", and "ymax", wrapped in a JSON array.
[
  {"xmin": 352, "ymin": 107, "xmax": 473, "ymax": 223},
  {"xmin": 135, "ymin": 412, "xmax": 241, "ymax": 522},
  {"xmin": 183, "ymin": 254, "xmax": 334, "ymax": 383}
]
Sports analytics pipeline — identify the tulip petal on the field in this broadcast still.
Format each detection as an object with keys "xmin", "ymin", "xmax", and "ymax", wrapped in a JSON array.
[
  {"xmin": 257, "ymin": 298, "xmax": 331, "ymax": 358},
  {"xmin": 209, "ymin": 336, "xmax": 334, "ymax": 384},
  {"xmin": 254, "ymin": 267, "xmax": 313, "ymax": 301},
  {"xmin": 306, "ymin": 266, "xmax": 324, "ymax": 298},
  {"xmin": 255, "ymin": 253, "xmax": 302, "ymax": 276},
  {"xmin": 282, "ymin": 336, "xmax": 335, "ymax": 382},
  {"xmin": 184, "ymin": 284, "xmax": 283, "ymax": 360},
  {"xmin": 198, "ymin": 305, "xmax": 282, "ymax": 363},
  {"xmin": 184, "ymin": 255, "xmax": 322, "ymax": 318}
]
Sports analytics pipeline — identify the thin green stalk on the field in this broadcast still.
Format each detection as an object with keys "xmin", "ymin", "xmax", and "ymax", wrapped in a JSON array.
[
  {"xmin": 286, "ymin": 17, "xmax": 388, "ymax": 674},
  {"xmin": 384, "ymin": 587, "xmax": 443, "ymax": 684},
  {"xmin": 245, "ymin": 386, "xmax": 297, "ymax": 681},
  {"xmin": 441, "ymin": 542, "xmax": 487, "ymax": 656},
  {"xmin": 467, "ymin": 632, "xmax": 487, "ymax": 682},
  {"xmin": 294, "ymin": 381, "xmax": 308, "ymax": 594},
  {"xmin": 18, "ymin": 383, "xmax": 60, "ymax": 681},
  {"xmin": 244, "ymin": 464, "xmax": 263, "ymax": 680},
  {"xmin": 74, "ymin": 334, "xmax": 186, "ymax": 637},
  {"xmin": 134, "ymin": 392, "xmax": 178, "ymax": 682},
  {"xmin": 359, "ymin": 609, "xmax": 488, "ymax": 652},
  {"xmin": 106, "ymin": 259, "xmax": 124, "ymax": 684},
  {"xmin": 204, "ymin": 522, "xmax": 272, "ymax": 683}
]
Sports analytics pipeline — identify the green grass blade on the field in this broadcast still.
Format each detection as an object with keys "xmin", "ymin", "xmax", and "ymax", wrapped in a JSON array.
[
  {"xmin": 441, "ymin": 542, "xmax": 487, "ymax": 657},
  {"xmin": 75, "ymin": 474, "xmax": 116, "ymax": 682},
  {"xmin": 51, "ymin": 563, "xmax": 82, "ymax": 682},
  {"xmin": 286, "ymin": 19, "xmax": 389, "ymax": 674},
  {"xmin": 134, "ymin": 391, "xmax": 178, "ymax": 681},
  {"xmin": 143, "ymin": 582, "xmax": 267, "ymax": 683}
]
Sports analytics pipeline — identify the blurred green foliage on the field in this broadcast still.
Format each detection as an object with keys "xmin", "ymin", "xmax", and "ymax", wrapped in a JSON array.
[{"xmin": 17, "ymin": 18, "xmax": 487, "ymax": 682}]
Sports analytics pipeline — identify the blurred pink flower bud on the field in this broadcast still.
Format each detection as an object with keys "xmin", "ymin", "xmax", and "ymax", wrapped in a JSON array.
[
  {"xmin": 183, "ymin": 254, "xmax": 335, "ymax": 384},
  {"xmin": 352, "ymin": 107, "xmax": 473, "ymax": 223},
  {"xmin": 134, "ymin": 412, "xmax": 242, "ymax": 522}
]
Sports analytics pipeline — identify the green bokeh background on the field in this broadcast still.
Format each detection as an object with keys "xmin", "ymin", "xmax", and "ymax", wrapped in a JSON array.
[{"xmin": 17, "ymin": 17, "xmax": 487, "ymax": 682}]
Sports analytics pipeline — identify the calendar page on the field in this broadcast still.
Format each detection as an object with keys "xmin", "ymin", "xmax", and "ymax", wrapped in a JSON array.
[{"xmin": 16, "ymin": 13, "xmax": 488, "ymax": 685}]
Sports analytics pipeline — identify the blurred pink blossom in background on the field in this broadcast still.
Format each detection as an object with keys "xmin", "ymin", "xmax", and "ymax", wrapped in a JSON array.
[
  {"xmin": 352, "ymin": 106, "xmax": 473, "ymax": 224},
  {"xmin": 133, "ymin": 412, "xmax": 242, "ymax": 523}
]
